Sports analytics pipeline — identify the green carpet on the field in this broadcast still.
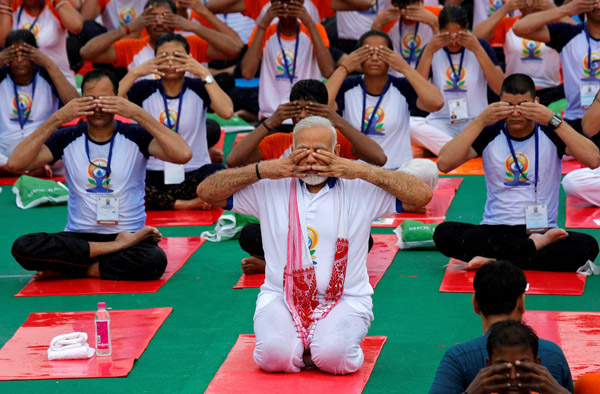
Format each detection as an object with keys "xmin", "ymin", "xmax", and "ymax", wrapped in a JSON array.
[{"xmin": 0, "ymin": 138, "xmax": 598, "ymax": 392}]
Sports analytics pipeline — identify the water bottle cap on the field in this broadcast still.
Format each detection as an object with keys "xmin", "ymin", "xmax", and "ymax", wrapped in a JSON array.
[{"xmin": 98, "ymin": 302, "xmax": 106, "ymax": 309}]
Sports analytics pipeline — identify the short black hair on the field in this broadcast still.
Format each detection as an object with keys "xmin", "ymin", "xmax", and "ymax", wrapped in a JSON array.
[
  {"xmin": 155, "ymin": 33, "xmax": 190, "ymax": 54},
  {"xmin": 5, "ymin": 29, "xmax": 37, "ymax": 48},
  {"xmin": 358, "ymin": 30, "xmax": 394, "ymax": 50},
  {"xmin": 81, "ymin": 69, "xmax": 119, "ymax": 95},
  {"xmin": 289, "ymin": 79, "xmax": 328, "ymax": 105},
  {"xmin": 500, "ymin": 73, "xmax": 537, "ymax": 100},
  {"xmin": 391, "ymin": 0, "xmax": 421, "ymax": 8},
  {"xmin": 486, "ymin": 320, "xmax": 539, "ymax": 359},
  {"xmin": 145, "ymin": 0, "xmax": 176, "ymax": 13},
  {"xmin": 439, "ymin": 5, "xmax": 469, "ymax": 30},
  {"xmin": 473, "ymin": 260, "xmax": 527, "ymax": 317}
]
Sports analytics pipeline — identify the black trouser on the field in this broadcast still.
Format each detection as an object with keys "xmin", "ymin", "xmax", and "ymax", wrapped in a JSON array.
[
  {"xmin": 433, "ymin": 222, "xmax": 599, "ymax": 272},
  {"xmin": 537, "ymin": 85, "xmax": 566, "ymax": 107},
  {"xmin": 12, "ymin": 232, "xmax": 167, "ymax": 280},
  {"xmin": 238, "ymin": 223, "xmax": 374, "ymax": 259}
]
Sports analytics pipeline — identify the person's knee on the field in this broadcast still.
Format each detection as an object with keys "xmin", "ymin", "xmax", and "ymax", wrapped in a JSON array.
[
  {"xmin": 144, "ymin": 245, "xmax": 168, "ymax": 279},
  {"xmin": 397, "ymin": 158, "xmax": 438, "ymax": 189},
  {"xmin": 561, "ymin": 172, "xmax": 578, "ymax": 197},
  {"xmin": 310, "ymin": 337, "xmax": 364, "ymax": 375},
  {"xmin": 11, "ymin": 233, "xmax": 45, "ymax": 268},
  {"xmin": 433, "ymin": 222, "xmax": 454, "ymax": 252},
  {"xmin": 253, "ymin": 335, "xmax": 302, "ymax": 373},
  {"xmin": 238, "ymin": 223, "xmax": 264, "ymax": 257}
]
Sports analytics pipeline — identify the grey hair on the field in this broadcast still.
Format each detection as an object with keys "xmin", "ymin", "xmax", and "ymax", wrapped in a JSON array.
[{"xmin": 292, "ymin": 116, "xmax": 337, "ymax": 149}]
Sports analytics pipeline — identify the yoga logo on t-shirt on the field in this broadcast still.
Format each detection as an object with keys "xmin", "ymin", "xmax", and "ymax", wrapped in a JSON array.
[
  {"xmin": 86, "ymin": 159, "xmax": 114, "ymax": 193},
  {"xmin": 401, "ymin": 32, "xmax": 422, "ymax": 63},
  {"xmin": 444, "ymin": 64, "xmax": 467, "ymax": 92},
  {"xmin": 520, "ymin": 39, "xmax": 542, "ymax": 61},
  {"xmin": 581, "ymin": 52, "xmax": 600, "ymax": 81},
  {"xmin": 119, "ymin": 6, "xmax": 137, "ymax": 26},
  {"xmin": 363, "ymin": 106, "xmax": 385, "ymax": 136},
  {"xmin": 504, "ymin": 152, "xmax": 530, "ymax": 186},
  {"xmin": 21, "ymin": 22, "xmax": 39, "ymax": 38},
  {"xmin": 275, "ymin": 48, "xmax": 297, "ymax": 80},
  {"xmin": 488, "ymin": 0, "xmax": 506, "ymax": 17},
  {"xmin": 10, "ymin": 93, "xmax": 32, "ymax": 123},
  {"xmin": 159, "ymin": 109, "xmax": 178, "ymax": 132},
  {"xmin": 307, "ymin": 226, "xmax": 319, "ymax": 265},
  {"xmin": 359, "ymin": 0, "xmax": 377, "ymax": 14}
]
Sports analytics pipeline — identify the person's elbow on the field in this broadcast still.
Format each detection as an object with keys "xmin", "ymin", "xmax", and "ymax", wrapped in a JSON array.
[
  {"xmin": 67, "ymin": 19, "xmax": 84, "ymax": 35},
  {"xmin": 415, "ymin": 184, "xmax": 433, "ymax": 207},
  {"xmin": 436, "ymin": 154, "xmax": 453, "ymax": 174},
  {"xmin": 216, "ymin": 103, "xmax": 234, "ymax": 120},
  {"xmin": 240, "ymin": 63, "xmax": 255, "ymax": 80},
  {"xmin": 172, "ymin": 146, "xmax": 193, "ymax": 164},
  {"xmin": 79, "ymin": 44, "xmax": 94, "ymax": 60},
  {"xmin": 419, "ymin": 93, "xmax": 444, "ymax": 113},
  {"xmin": 511, "ymin": 21, "xmax": 528, "ymax": 37},
  {"xmin": 5, "ymin": 156, "xmax": 26, "ymax": 174}
]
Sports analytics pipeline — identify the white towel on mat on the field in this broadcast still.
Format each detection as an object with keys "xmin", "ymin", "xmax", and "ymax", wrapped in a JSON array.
[{"xmin": 47, "ymin": 332, "xmax": 95, "ymax": 360}]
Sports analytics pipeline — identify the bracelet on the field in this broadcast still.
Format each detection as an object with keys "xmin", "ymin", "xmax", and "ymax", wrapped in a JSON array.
[
  {"xmin": 54, "ymin": 0, "xmax": 71, "ymax": 10},
  {"xmin": 255, "ymin": 162, "xmax": 262, "ymax": 180},
  {"xmin": 123, "ymin": 24, "xmax": 131, "ymax": 35},
  {"xmin": 262, "ymin": 121, "xmax": 273, "ymax": 132},
  {"xmin": 339, "ymin": 64, "xmax": 350, "ymax": 75}
]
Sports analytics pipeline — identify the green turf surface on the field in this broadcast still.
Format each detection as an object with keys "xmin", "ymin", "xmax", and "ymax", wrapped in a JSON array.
[{"xmin": 0, "ymin": 136, "xmax": 598, "ymax": 392}]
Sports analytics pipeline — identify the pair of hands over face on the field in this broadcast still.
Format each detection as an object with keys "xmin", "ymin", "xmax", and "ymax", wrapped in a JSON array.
[
  {"xmin": 479, "ymin": 101, "xmax": 554, "ymax": 127},
  {"xmin": 133, "ymin": 50, "xmax": 207, "ymax": 78},
  {"xmin": 267, "ymin": 101, "xmax": 343, "ymax": 129},
  {"xmin": 56, "ymin": 96, "xmax": 141, "ymax": 123},
  {"xmin": 0, "ymin": 42, "xmax": 52, "ymax": 69}
]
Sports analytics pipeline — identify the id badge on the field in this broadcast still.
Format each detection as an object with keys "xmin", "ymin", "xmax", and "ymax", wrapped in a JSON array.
[
  {"xmin": 580, "ymin": 84, "xmax": 600, "ymax": 109},
  {"xmin": 525, "ymin": 204, "xmax": 549, "ymax": 234},
  {"xmin": 96, "ymin": 194, "xmax": 119, "ymax": 225},
  {"xmin": 164, "ymin": 162, "xmax": 185, "ymax": 185},
  {"xmin": 448, "ymin": 98, "xmax": 469, "ymax": 124}
]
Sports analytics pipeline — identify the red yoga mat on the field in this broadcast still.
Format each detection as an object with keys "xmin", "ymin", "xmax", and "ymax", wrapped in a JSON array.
[
  {"xmin": 439, "ymin": 258, "xmax": 587, "ymax": 295},
  {"xmin": 561, "ymin": 159, "xmax": 584, "ymax": 175},
  {"xmin": 565, "ymin": 197, "xmax": 600, "ymax": 229},
  {"xmin": 0, "ymin": 307, "xmax": 172, "ymax": 380},
  {"xmin": 145, "ymin": 208, "xmax": 223, "ymax": 227},
  {"xmin": 0, "ymin": 175, "xmax": 66, "ymax": 186},
  {"xmin": 15, "ymin": 237, "xmax": 205, "ymax": 297},
  {"xmin": 204, "ymin": 335, "xmax": 387, "ymax": 394},
  {"xmin": 233, "ymin": 234, "xmax": 399, "ymax": 289},
  {"xmin": 524, "ymin": 310, "xmax": 600, "ymax": 380}
]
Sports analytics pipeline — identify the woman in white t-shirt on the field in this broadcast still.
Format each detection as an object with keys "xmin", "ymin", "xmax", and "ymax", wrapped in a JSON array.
[{"xmin": 411, "ymin": 5, "xmax": 504, "ymax": 155}]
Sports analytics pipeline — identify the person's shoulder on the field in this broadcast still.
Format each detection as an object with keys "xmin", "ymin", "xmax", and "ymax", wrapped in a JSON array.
[
  {"xmin": 340, "ymin": 76, "xmax": 363, "ymax": 92},
  {"xmin": 0, "ymin": 65, "xmax": 9, "ymax": 83},
  {"xmin": 446, "ymin": 335, "xmax": 487, "ymax": 356},
  {"xmin": 538, "ymin": 337, "xmax": 567, "ymax": 356}
]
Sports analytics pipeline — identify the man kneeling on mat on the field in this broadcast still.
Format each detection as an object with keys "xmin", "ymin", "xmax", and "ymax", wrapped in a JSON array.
[
  {"xmin": 8, "ymin": 69, "xmax": 192, "ymax": 281},
  {"xmin": 434, "ymin": 73, "xmax": 600, "ymax": 272},
  {"xmin": 197, "ymin": 116, "xmax": 432, "ymax": 374}
]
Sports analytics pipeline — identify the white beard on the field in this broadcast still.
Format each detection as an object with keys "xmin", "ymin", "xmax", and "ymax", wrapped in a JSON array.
[{"xmin": 303, "ymin": 173, "xmax": 328, "ymax": 186}]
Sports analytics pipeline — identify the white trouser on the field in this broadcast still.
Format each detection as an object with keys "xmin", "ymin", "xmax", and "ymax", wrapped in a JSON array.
[
  {"xmin": 397, "ymin": 158, "xmax": 439, "ymax": 190},
  {"xmin": 409, "ymin": 117, "xmax": 471, "ymax": 156},
  {"xmin": 253, "ymin": 295, "xmax": 372, "ymax": 375},
  {"xmin": 562, "ymin": 167, "xmax": 600, "ymax": 206}
]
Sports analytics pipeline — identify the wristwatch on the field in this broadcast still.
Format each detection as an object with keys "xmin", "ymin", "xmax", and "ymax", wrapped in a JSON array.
[
  {"xmin": 203, "ymin": 75, "xmax": 215, "ymax": 85},
  {"xmin": 548, "ymin": 114, "xmax": 563, "ymax": 130}
]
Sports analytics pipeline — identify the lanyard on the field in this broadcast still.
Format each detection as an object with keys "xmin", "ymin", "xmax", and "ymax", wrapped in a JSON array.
[
  {"xmin": 160, "ymin": 80, "xmax": 186, "ymax": 134},
  {"xmin": 503, "ymin": 123, "xmax": 539, "ymax": 198},
  {"xmin": 17, "ymin": 0, "xmax": 44, "ymax": 30},
  {"xmin": 85, "ymin": 123, "xmax": 116, "ymax": 192},
  {"xmin": 399, "ymin": 21, "xmax": 420, "ymax": 62},
  {"xmin": 584, "ymin": 23, "xmax": 597, "ymax": 71},
  {"xmin": 445, "ymin": 48, "xmax": 465, "ymax": 87},
  {"xmin": 360, "ymin": 77, "xmax": 390, "ymax": 135},
  {"xmin": 276, "ymin": 23, "xmax": 300, "ymax": 84},
  {"xmin": 12, "ymin": 72, "xmax": 36, "ymax": 130}
]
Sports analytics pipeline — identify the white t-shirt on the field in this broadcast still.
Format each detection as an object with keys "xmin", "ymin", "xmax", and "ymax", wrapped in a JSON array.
[
  {"xmin": 249, "ymin": 22, "xmax": 329, "ymax": 119},
  {"xmin": 472, "ymin": 0, "xmax": 521, "ymax": 29},
  {"xmin": 45, "ymin": 122, "xmax": 154, "ymax": 233},
  {"xmin": 473, "ymin": 122, "xmax": 565, "ymax": 227},
  {"xmin": 127, "ymin": 78, "xmax": 211, "ymax": 172},
  {"xmin": 384, "ymin": 18, "xmax": 436, "ymax": 75},
  {"xmin": 11, "ymin": 2, "xmax": 76, "ymax": 87},
  {"xmin": 229, "ymin": 177, "xmax": 401, "ymax": 297},
  {"xmin": 97, "ymin": 0, "xmax": 147, "ymax": 31},
  {"xmin": 337, "ymin": 0, "xmax": 391, "ymax": 40},
  {"xmin": 0, "ymin": 67, "xmax": 60, "ymax": 144},
  {"xmin": 336, "ymin": 75, "xmax": 418, "ymax": 169}
]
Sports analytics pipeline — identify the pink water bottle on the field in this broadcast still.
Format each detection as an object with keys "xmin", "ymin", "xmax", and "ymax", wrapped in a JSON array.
[{"xmin": 95, "ymin": 302, "xmax": 112, "ymax": 356}]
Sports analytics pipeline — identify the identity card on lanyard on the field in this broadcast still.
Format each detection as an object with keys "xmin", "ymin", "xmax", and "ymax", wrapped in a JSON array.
[
  {"xmin": 582, "ymin": 24, "xmax": 600, "ymax": 109},
  {"xmin": 161, "ymin": 82, "xmax": 186, "ymax": 185},
  {"xmin": 445, "ymin": 49, "xmax": 469, "ymax": 124},
  {"xmin": 86, "ymin": 130, "xmax": 119, "ymax": 225},
  {"xmin": 503, "ymin": 125, "xmax": 548, "ymax": 233}
]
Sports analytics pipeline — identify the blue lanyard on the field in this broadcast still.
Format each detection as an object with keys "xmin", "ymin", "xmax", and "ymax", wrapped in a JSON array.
[
  {"xmin": 160, "ymin": 80, "xmax": 186, "ymax": 133},
  {"xmin": 276, "ymin": 23, "xmax": 300, "ymax": 84},
  {"xmin": 360, "ymin": 77, "xmax": 390, "ymax": 135},
  {"xmin": 584, "ymin": 23, "xmax": 596, "ymax": 71},
  {"xmin": 17, "ymin": 0, "xmax": 44, "ymax": 31},
  {"xmin": 445, "ymin": 48, "xmax": 465, "ymax": 86},
  {"xmin": 399, "ymin": 21, "xmax": 420, "ymax": 63},
  {"xmin": 12, "ymin": 72, "xmax": 37, "ymax": 130},
  {"xmin": 85, "ymin": 123, "xmax": 116, "ymax": 192},
  {"xmin": 503, "ymin": 123, "xmax": 539, "ymax": 197}
]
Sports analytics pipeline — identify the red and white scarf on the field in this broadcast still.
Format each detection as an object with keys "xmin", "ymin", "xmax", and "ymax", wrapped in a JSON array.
[{"xmin": 284, "ymin": 178, "xmax": 349, "ymax": 348}]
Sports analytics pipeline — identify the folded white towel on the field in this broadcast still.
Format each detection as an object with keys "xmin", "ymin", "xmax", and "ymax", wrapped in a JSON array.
[{"xmin": 48, "ymin": 332, "xmax": 95, "ymax": 360}]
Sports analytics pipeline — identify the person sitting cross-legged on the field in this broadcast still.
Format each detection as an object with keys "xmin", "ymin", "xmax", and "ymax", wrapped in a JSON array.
[{"xmin": 434, "ymin": 73, "xmax": 600, "ymax": 272}]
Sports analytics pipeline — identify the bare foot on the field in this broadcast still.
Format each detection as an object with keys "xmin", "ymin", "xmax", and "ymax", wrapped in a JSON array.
[
  {"xmin": 174, "ymin": 197, "xmax": 213, "ymax": 210},
  {"xmin": 465, "ymin": 256, "xmax": 496, "ymax": 270},
  {"xmin": 241, "ymin": 256, "xmax": 266, "ymax": 275},
  {"xmin": 116, "ymin": 226, "xmax": 162, "ymax": 249},
  {"xmin": 33, "ymin": 270, "xmax": 65, "ymax": 281},
  {"xmin": 86, "ymin": 262, "xmax": 101, "ymax": 278},
  {"xmin": 209, "ymin": 147, "xmax": 224, "ymax": 163},
  {"xmin": 529, "ymin": 228, "xmax": 568, "ymax": 251}
]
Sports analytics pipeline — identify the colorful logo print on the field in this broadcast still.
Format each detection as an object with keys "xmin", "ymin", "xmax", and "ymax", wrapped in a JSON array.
[
  {"xmin": 444, "ymin": 64, "xmax": 467, "ymax": 92},
  {"xmin": 488, "ymin": 0, "xmax": 506, "ymax": 15},
  {"xmin": 521, "ymin": 39, "xmax": 542, "ymax": 61},
  {"xmin": 11, "ymin": 93, "xmax": 32, "ymax": 123},
  {"xmin": 159, "ymin": 109, "xmax": 178, "ymax": 132},
  {"xmin": 582, "ymin": 52, "xmax": 600, "ymax": 81},
  {"xmin": 401, "ymin": 32, "xmax": 422, "ymax": 63},
  {"xmin": 363, "ymin": 106, "xmax": 385, "ymax": 136},
  {"xmin": 307, "ymin": 226, "xmax": 319, "ymax": 264},
  {"xmin": 360, "ymin": 0, "xmax": 378, "ymax": 14},
  {"xmin": 119, "ymin": 6, "xmax": 137, "ymax": 26},
  {"xmin": 22, "ymin": 22, "xmax": 39, "ymax": 37},
  {"xmin": 275, "ymin": 48, "xmax": 296, "ymax": 80},
  {"xmin": 86, "ymin": 159, "xmax": 113, "ymax": 193},
  {"xmin": 504, "ymin": 152, "xmax": 530, "ymax": 186}
]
